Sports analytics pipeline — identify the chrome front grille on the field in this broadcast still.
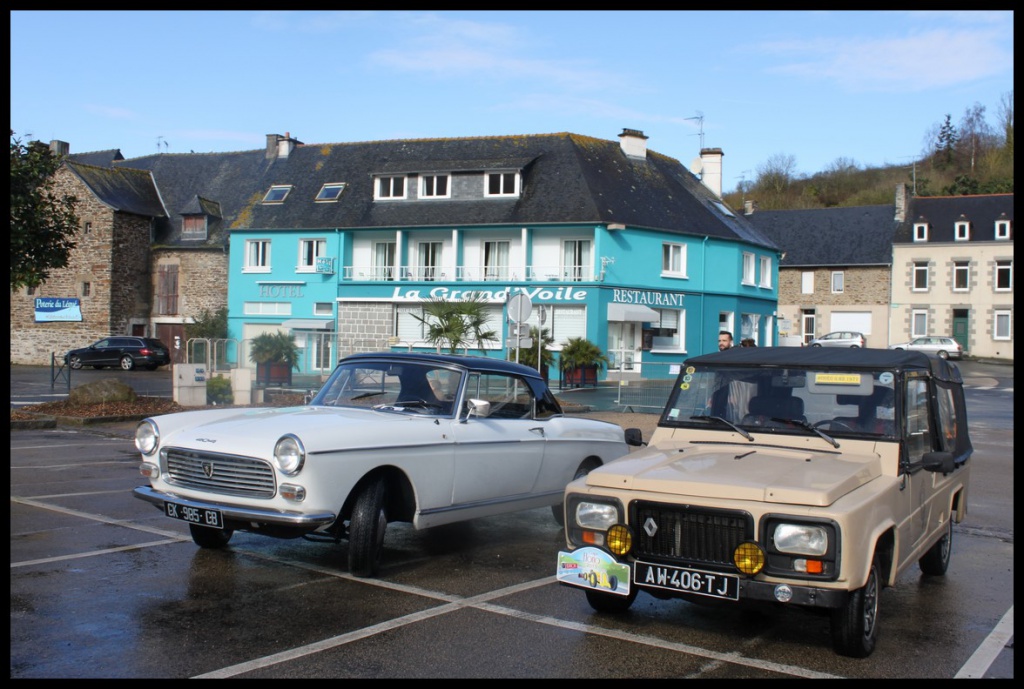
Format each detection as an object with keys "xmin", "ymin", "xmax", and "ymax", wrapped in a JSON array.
[
  {"xmin": 163, "ymin": 448, "xmax": 276, "ymax": 498},
  {"xmin": 632, "ymin": 501, "xmax": 752, "ymax": 567}
]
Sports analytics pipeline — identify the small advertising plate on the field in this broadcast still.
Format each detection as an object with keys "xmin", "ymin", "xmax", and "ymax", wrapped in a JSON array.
[{"xmin": 556, "ymin": 546, "xmax": 631, "ymax": 596}]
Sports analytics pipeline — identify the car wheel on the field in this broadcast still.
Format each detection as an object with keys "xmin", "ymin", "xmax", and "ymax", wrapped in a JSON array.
[
  {"xmin": 937, "ymin": 350, "xmax": 949, "ymax": 360},
  {"xmin": 348, "ymin": 476, "xmax": 388, "ymax": 577},
  {"xmin": 831, "ymin": 553, "xmax": 880, "ymax": 658},
  {"xmin": 120, "ymin": 355, "xmax": 135, "ymax": 370},
  {"xmin": 919, "ymin": 515, "xmax": 953, "ymax": 576},
  {"xmin": 68, "ymin": 355, "xmax": 83, "ymax": 370},
  {"xmin": 850, "ymin": 345, "xmax": 860, "ymax": 348},
  {"xmin": 552, "ymin": 461, "xmax": 598, "ymax": 526},
  {"xmin": 189, "ymin": 523, "xmax": 233, "ymax": 548},
  {"xmin": 811, "ymin": 343, "xmax": 822, "ymax": 347},
  {"xmin": 585, "ymin": 586, "xmax": 637, "ymax": 614}
]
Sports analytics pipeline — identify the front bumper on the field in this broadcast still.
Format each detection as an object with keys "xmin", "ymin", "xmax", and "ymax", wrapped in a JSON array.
[{"xmin": 133, "ymin": 485, "xmax": 337, "ymax": 528}]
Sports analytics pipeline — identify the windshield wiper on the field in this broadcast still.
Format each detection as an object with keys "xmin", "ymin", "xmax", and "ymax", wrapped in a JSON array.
[
  {"xmin": 769, "ymin": 417, "xmax": 840, "ymax": 448},
  {"xmin": 690, "ymin": 415, "xmax": 754, "ymax": 441}
]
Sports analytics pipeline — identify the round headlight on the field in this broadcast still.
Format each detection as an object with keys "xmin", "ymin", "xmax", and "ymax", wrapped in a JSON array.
[
  {"xmin": 135, "ymin": 420, "xmax": 159, "ymax": 455},
  {"xmin": 274, "ymin": 434, "xmax": 305, "ymax": 475},
  {"xmin": 773, "ymin": 523, "xmax": 828, "ymax": 556},
  {"xmin": 734, "ymin": 541, "xmax": 766, "ymax": 575}
]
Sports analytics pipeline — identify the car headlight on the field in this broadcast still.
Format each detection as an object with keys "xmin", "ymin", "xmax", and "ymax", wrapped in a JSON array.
[
  {"xmin": 274, "ymin": 434, "xmax": 305, "ymax": 475},
  {"xmin": 135, "ymin": 420, "xmax": 159, "ymax": 456},
  {"xmin": 773, "ymin": 523, "xmax": 828, "ymax": 556},
  {"xmin": 574, "ymin": 500, "xmax": 620, "ymax": 531}
]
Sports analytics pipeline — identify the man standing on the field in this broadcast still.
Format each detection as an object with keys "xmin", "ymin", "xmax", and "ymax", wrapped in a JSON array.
[{"xmin": 718, "ymin": 331, "xmax": 734, "ymax": 350}]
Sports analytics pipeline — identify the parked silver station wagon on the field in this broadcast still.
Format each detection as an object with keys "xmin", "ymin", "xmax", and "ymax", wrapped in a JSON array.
[
  {"xmin": 556, "ymin": 347, "xmax": 972, "ymax": 658},
  {"xmin": 134, "ymin": 352, "xmax": 641, "ymax": 577}
]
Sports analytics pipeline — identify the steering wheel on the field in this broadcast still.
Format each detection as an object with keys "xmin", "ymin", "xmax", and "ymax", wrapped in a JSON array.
[{"xmin": 814, "ymin": 419, "xmax": 856, "ymax": 432}]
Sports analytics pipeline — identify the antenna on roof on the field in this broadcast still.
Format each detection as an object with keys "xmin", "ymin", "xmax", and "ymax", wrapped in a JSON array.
[
  {"xmin": 684, "ymin": 111, "xmax": 705, "ymax": 150},
  {"xmin": 156, "ymin": 136, "xmax": 169, "ymax": 154}
]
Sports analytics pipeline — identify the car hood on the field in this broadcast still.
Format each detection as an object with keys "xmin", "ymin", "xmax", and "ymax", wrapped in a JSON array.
[
  {"xmin": 583, "ymin": 443, "xmax": 882, "ymax": 507},
  {"xmin": 151, "ymin": 405, "xmax": 440, "ymax": 455}
]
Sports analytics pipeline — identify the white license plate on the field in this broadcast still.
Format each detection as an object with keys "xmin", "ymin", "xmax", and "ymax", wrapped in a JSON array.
[
  {"xmin": 164, "ymin": 501, "xmax": 224, "ymax": 529},
  {"xmin": 634, "ymin": 561, "xmax": 739, "ymax": 600}
]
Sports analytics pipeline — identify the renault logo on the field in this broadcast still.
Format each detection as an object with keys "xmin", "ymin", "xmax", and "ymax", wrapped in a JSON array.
[
  {"xmin": 202, "ymin": 462, "xmax": 215, "ymax": 479},
  {"xmin": 644, "ymin": 517, "xmax": 658, "ymax": 537}
]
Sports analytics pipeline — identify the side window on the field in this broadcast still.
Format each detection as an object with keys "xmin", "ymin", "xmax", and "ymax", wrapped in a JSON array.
[
  {"xmin": 464, "ymin": 373, "xmax": 535, "ymax": 419},
  {"xmin": 935, "ymin": 386, "xmax": 958, "ymax": 452},
  {"xmin": 903, "ymin": 378, "xmax": 933, "ymax": 464}
]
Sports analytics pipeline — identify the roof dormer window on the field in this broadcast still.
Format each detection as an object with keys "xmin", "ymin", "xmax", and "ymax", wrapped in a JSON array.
[
  {"xmin": 913, "ymin": 222, "xmax": 929, "ymax": 242},
  {"xmin": 374, "ymin": 175, "xmax": 406, "ymax": 200},
  {"xmin": 181, "ymin": 215, "xmax": 207, "ymax": 240},
  {"xmin": 262, "ymin": 185, "xmax": 292, "ymax": 204},
  {"xmin": 315, "ymin": 183, "xmax": 346, "ymax": 202},
  {"xmin": 955, "ymin": 218, "xmax": 970, "ymax": 241},
  {"xmin": 485, "ymin": 171, "xmax": 520, "ymax": 197},
  {"xmin": 995, "ymin": 218, "xmax": 1011, "ymax": 240}
]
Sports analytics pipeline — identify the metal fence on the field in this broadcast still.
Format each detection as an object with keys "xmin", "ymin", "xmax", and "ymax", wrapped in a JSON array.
[{"xmin": 613, "ymin": 361, "xmax": 679, "ymax": 412}]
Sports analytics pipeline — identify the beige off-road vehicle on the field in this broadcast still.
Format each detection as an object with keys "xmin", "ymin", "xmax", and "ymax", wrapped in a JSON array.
[{"xmin": 556, "ymin": 347, "xmax": 972, "ymax": 657}]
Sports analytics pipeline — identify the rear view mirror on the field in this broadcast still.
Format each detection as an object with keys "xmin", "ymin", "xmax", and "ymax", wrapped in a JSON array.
[
  {"xmin": 921, "ymin": 451, "xmax": 955, "ymax": 474},
  {"xmin": 624, "ymin": 427, "xmax": 644, "ymax": 447}
]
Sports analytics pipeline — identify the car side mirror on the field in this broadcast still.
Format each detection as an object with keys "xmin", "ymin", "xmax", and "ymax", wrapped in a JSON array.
[
  {"xmin": 921, "ymin": 450, "xmax": 955, "ymax": 474},
  {"xmin": 464, "ymin": 398, "xmax": 492, "ymax": 421},
  {"xmin": 624, "ymin": 427, "xmax": 644, "ymax": 447}
]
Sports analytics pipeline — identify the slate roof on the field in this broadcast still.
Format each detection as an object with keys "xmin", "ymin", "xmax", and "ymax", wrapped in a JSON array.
[
  {"xmin": 63, "ymin": 161, "xmax": 166, "ymax": 219},
  {"xmin": 67, "ymin": 148, "xmax": 124, "ymax": 166},
  {"xmin": 744, "ymin": 205, "xmax": 897, "ymax": 267},
  {"xmin": 111, "ymin": 132, "xmax": 778, "ymax": 252},
  {"xmin": 894, "ymin": 193, "xmax": 1014, "ymax": 243}
]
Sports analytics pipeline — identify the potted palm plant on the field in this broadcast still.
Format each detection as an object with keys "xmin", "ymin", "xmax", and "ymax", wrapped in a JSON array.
[
  {"xmin": 249, "ymin": 332, "xmax": 300, "ymax": 386},
  {"xmin": 558, "ymin": 336, "xmax": 608, "ymax": 388}
]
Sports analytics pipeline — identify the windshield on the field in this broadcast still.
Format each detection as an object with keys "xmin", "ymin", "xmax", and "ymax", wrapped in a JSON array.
[
  {"xmin": 661, "ymin": 364, "xmax": 898, "ymax": 439},
  {"xmin": 311, "ymin": 361, "xmax": 464, "ymax": 417}
]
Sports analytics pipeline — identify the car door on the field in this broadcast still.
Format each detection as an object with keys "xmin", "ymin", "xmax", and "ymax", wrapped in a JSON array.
[
  {"xmin": 450, "ymin": 372, "xmax": 545, "ymax": 505},
  {"xmin": 85, "ymin": 338, "xmax": 113, "ymax": 366}
]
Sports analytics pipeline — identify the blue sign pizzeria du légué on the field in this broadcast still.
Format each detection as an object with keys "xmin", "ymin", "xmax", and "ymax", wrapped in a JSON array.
[{"xmin": 34, "ymin": 297, "xmax": 83, "ymax": 322}]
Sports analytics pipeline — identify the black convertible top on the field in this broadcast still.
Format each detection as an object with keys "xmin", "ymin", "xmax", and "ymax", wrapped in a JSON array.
[
  {"xmin": 686, "ymin": 347, "xmax": 964, "ymax": 384},
  {"xmin": 339, "ymin": 351, "xmax": 545, "ymax": 380}
]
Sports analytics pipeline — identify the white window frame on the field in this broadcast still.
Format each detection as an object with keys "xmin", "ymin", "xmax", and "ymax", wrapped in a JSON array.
[
  {"xmin": 994, "ymin": 260, "xmax": 1013, "ymax": 292},
  {"xmin": 419, "ymin": 174, "xmax": 451, "ymax": 199},
  {"xmin": 564, "ymin": 239, "xmax": 592, "ymax": 281},
  {"xmin": 297, "ymin": 238, "xmax": 327, "ymax": 272},
  {"xmin": 801, "ymin": 271, "xmax": 814, "ymax": 294},
  {"xmin": 648, "ymin": 308, "xmax": 686, "ymax": 353},
  {"xmin": 482, "ymin": 240, "xmax": 510, "ymax": 281},
  {"xmin": 911, "ymin": 309, "xmax": 929, "ymax": 338},
  {"xmin": 912, "ymin": 261, "xmax": 929, "ymax": 292},
  {"xmin": 914, "ymin": 223, "xmax": 929, "ymax": 242},
  {"xmin": 831, "ymin": 271, "xmax": 844, "ymax": 294},
  {"xmin": 374, "ymin": 175, "xmax": 407, "ymax": 200},
  {"xmin": 244, "ymin": 240, "xmax": 271, "ymax": 272},
  {"xmin": 262, "ymin": 185, "xmax": 292, "ymax": 204},
  {"xmin": 993, "ymin": 309, "xmax": 1012, "ymax": 340},
  {"xmin": 955, "ymin": 221, "xmax": 970, "ymax": 241},
  {"xmin": 484, "ymin": 171, "xmax": 519, "ymax": 197},
  {"xmin": 661, "ymin": 242, "xmax": 686, "ymax": 277},
  {"xmin": 742, "ymin": 252, "xmax": 756, "ymax": 285},
  {"xmin": 315, "ymin": 183, "xmax": 346, "ymax": 202},
  {"xmin": 759, "ymin": 255, "xmax": 772, "ymax": 288},
  {"xmin": 243, "ymin": 301, "xmax": 292, "ymax": 315},
  {"xmin": 953, "ymin": 261, "xmax": 970, "ymax": 292},
  {"xmin": 313, "ymin": 302, "xmax": 333, "ymax": 316},
  {"xmin": 995, "ymin": 220, "xmax": 1011, "ymax": 240}
]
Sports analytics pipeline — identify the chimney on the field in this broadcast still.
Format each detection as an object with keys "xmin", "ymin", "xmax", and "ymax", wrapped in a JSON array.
[
  {"xmin": 618, "ymin": 128, "xmax": 648, "ymax": 158},
  {"xmin": 699, "ymin": 147, "xmax": 724, "ymax": 198},
  {"xmin": 894, "ymin": 183, "xmax": 909, "ymax": 222},
  {"xmin": 744, "ymin": 200, "xmax": 755, "ymax": 216},
  {"xmin": 49, "ymin": 140, "xmax": 70, "ymax": 158},
  {"xmin": 265, "ymin": 132, "xmax": 301, "ymax": 160}
]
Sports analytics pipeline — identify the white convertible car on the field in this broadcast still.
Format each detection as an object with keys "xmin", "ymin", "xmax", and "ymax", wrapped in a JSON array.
[{"xmin": 133, "ymin": 352, "xmax": 642, "ymax": 577}]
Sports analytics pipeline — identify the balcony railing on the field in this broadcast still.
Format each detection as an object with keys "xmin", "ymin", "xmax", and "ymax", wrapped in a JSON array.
[{"xmin": 342, "ymin": 264, "xmax": 593, "ymax": 282}]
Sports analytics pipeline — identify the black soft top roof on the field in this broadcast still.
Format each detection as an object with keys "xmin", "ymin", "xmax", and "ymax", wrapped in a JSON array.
[
  {"xmin": 339, "ymin": 351, "xmax": 544, "ymax": 380},
  {"xmin": 686, "ymin": 347, "xmax": 964, "ymax": 384}
]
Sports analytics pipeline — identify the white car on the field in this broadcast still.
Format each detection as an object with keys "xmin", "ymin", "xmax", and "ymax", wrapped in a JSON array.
[
  {"xmin": 134, "ymin": 352, "xmax": 642, "ymax": 577},
  {"xmin": 889, "ymin": 336, "xmax": 964, "ymax": 360},
  {"xmin": 807, "ymin": 331, "xmax": 866, "ymax": 348}
]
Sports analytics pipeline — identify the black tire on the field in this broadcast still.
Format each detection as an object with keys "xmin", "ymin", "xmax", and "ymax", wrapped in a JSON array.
[
  {"xmin": 348, "ymin": 477, "xmax": 388, "ymax": 577},
  {"xmin": 585, "ymin": 586, "xmax": 637, "ymax": 614},
  {"xmin": 937, "ymin": 350, "xmax": 949, "ymax": 360},
  {"xmin": 68, "ymin": 355, "xmax": 83, "ymax": 370},
  {"xmin": 831, "ymin": 554, "xmax": 881, "ymax": 658},
  {"xmin": 850, "ymin": 345, "xmax": 860, "ymax": 348},
  {"xmin": 552, "ymin": 462, "xmax": 596, "ymax": 526},
  {"xmin": 811, "ymin": 343, "xmax": 822, "ymax": 347},
  {"xmin": 919, "ymin": 515, "xmax": 953, "ymax": 575},
  {"xmin": 189, "ymin": 523, "xmax": 233, "ymax": 548},
  {"xmin": 120, "ymin": 355, "xmax": 135, "ymax": 371}
]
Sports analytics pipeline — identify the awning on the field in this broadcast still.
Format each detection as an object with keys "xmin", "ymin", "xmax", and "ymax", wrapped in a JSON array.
[
  {"xmin": 281, "ymin": 319, "xmax": 334, "ymax": 331},
  {"xmin": 607, "ymin": 303, "xmax": 660, "ymax": 323}
]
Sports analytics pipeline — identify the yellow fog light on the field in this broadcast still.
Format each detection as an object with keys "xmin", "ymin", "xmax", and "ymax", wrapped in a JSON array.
[
  {"xmin": 734, "ymin": 541, "xmax": 765, "ymax": 575},
  {"xmin": 606, "ymin": 524, "xmax": 632, "ymax": 557}
]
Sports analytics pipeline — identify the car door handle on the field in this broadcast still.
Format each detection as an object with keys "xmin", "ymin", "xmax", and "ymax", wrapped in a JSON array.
[{"xmin": 530, "ymin": 427, "xmax": 545, "ymax": 436}]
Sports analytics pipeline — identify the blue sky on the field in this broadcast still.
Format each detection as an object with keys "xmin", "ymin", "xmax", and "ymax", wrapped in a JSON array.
[{"xmin": 11, "ymin": 10, "xmax": 1013, "ymax": 194}]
